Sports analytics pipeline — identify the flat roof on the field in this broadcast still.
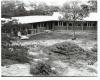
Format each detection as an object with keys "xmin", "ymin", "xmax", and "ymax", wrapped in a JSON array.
[{"xmin": 11, "ymin": 12, "xmax": 98, "ymax": 24}]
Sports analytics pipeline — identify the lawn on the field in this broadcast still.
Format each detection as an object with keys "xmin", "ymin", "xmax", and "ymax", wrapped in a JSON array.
[
  {"xmin": 2, "ymin": 30, "xmax": 97, "ymax": 76},
  {"xmin": 25, "ymin": 30, "xmax": 97, "ymax": 40}
]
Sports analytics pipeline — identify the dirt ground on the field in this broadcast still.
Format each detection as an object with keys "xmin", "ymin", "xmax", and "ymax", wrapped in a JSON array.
[{"xmin": 2, "ymin": 30, "xmax": 97, "ymax": 76}]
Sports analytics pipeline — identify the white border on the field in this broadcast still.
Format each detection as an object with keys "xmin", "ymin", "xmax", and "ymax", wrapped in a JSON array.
[{"xmin": 0, "ymin": 0, "xmax": 100, "ymax": 80}]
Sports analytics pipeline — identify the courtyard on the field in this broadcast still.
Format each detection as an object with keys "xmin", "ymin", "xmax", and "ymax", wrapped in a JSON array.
[{"xmin": 2, "ymin": 30, "xmax": 97, "ymax": 76}]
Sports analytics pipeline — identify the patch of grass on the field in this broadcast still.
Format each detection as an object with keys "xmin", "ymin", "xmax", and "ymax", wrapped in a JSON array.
[
  {"xmin": 28, "ymin": 31, "xmax": 97, "ymax": 41},
  {"xmin": 2, "ymin": 59, "xmax": 18, "ymax": 66},
  {"xmin": 43, "ymin": 42, "xmax": 97, "ymax": 65},
  {"xmin": 87, "ymin": 68, "xmax": 97, "ymax": 73},
  {"xmin": 30, "ymin": 62, "xmax": 57, "ymax": 76},
  {"xmin": 27, "ymin": 44, "xmax": 45, "ymax": 52},
  {"xmin": 1, "ymin": 33, "xmax": 14, "ymax": 47},
  {"xmin": 29, "ymin": 31, "xmax": 72, "ymax": 40},
  {"xmin": 2, "ymin": 33, "xmax": 32, "ymax": 66},
  {"xmin": 2, "ymin": 45, "xmax": 32, "ymax": 66},
  {"xmin": 91, "ymin": 44, "xmax": 97, "ymax": 52}
]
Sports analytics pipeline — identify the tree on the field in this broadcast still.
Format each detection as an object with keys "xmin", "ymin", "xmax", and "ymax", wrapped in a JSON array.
[
  {"xmin": 62, "ymin": 1, "xmax": 90, "ymax": 40},
  {"xmin": 1, "ymin": 0, "xmax": 16, "ymax": 18},
  {"xmin": 1, "ymin": 0, "xmax": 28, "ymax": 17},
  {"xmin": 1, "ymin": 0, "xmax": 61, "ymax": 16},
  {"xmin": 28, "ymin": 2, "xmax": 60, "ymax": 15},
  {"xmin": 70, "ymin": 1, "xmax": 81, "ymax": 40},
  {"xmin": 28, "ymin": 2, "xmax": 49, "ymax": 15},
  {"xmin": 88, "ymin": 0, "xmax": 97, "ymax": 12},
  {"xmin": 80, "ymin": 4, "xmax": 90, "ymax": 18},
  {"xmin": 14, "ymin": 3, "xmax": 27, "ymax": 16},
  {"xmin": 2, "ymin": 19, "xmax": 18, "ymax": 33}
]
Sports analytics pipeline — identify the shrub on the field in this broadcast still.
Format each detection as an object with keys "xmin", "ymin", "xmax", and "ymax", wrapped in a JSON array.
[
  {"xmin": 30, "ymin": 62, "xmax": 57, "ymax": 76},
  {"xmin": 2, "ymin": 47, "xmax": 12, "ymax": 59},
  {"xmin": 2, "ymin": 33, "xmax": 14, "ymax": 47},
  {"xmin": 11, "ymin": 46, "xmax": 31, "ymax": 63},
  {"xmin": 2, "ymin": 45, "xmax": 31, "ymax": 63},
  {"xmin": 2, "ymin": 34, "xmax": 31, "ymax": 65},
  {"xmin": 2, "ymin": 59, "xmax": 18, "ymax": 66},
  {"xmin": 43, "ymin": 42, "xmax": 97, "ymax": 65},
  {"xmin": 91, "ymin": 44, "xmax": 97, "ymax": 52}
]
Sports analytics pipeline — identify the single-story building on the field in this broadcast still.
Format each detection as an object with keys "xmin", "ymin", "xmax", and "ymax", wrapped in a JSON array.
[{"xmin": 2, "ymin": 12, "xmax": 97, "ymax": 36}]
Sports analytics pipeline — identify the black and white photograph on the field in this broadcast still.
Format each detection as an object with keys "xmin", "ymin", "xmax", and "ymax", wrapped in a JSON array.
[{"xmin": 1, "ymin": 0, "xmax": 97, "ymax": 77}]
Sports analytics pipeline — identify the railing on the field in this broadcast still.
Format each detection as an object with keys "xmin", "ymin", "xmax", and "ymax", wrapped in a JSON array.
[
  {"xmin": 27, "ymin": 27, "xmax": 46, "ymax": 36},
  {"xmin": 54, "ymin": 26, "xmax": 97, "ymax": 31}
]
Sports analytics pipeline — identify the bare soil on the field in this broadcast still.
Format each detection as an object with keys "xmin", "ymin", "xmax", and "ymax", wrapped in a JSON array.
[{"xmin": 2, "ymin": 31, "xmax": 97, "ymax": 76}]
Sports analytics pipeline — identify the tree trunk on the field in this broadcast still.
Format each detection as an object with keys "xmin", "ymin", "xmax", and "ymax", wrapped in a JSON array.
[{"xmin": 72, "ymin": 21, "xmax": 76, "ymax": 40}]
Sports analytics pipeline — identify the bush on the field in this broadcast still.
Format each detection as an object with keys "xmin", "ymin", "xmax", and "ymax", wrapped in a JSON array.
[
  {"xmin": 43, "ymin": 42, "xmax": 97, "ymax": 64},
  {"xmin": 2, "ymin": 45, "xmax": 31, "ymax": 63},
  {"xmin": 2, "ymin": 47, "xmax": 12, "ymax": 59},
  {"xmin": 2, "ymin": 59, "xmax": 18, "ymax": 66},
  {"xmin": 2, "ymin": 34, "xmax": 31, "ymax": 66},
  {"xmin": 91, "ymin": 44, "xmax": 97, "ymax": 52},
  {"xmin": 30, "ymin": 62, "xmax": 57, "ymax": 76},
  {"xmin": 2, "ymin": 33, "xmax": 14, "ymax": 47},
  {"xmin": 11, "ymin": 46, "xmax": 31, "ymax": 63}
]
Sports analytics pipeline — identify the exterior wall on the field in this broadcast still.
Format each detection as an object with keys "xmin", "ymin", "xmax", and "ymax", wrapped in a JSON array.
[
  {"xmin": 2, "ymin": 21, "xmax": 97, "ymax": 36},
  {"xmin": 53, "ymin": 21, "xmax": 97, "ymax": 31}
]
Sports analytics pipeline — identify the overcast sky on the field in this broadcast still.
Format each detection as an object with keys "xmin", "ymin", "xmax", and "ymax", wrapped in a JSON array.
[
  {"xmin": 20, "ymin": 0, "xmax": 90, "ymax": 6},
  {"xmin": 2, "ymin": 0, "xmax": 94, "ymax": 6}
]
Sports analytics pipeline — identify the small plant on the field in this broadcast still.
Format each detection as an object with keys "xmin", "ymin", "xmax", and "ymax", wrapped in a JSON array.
[
  {"xmin": 2, "ymin": 45, "xmax": 31, "ymax": 65},
  {"xmin": 91, "ymin": 44, "xmax": 97, "ymax": 52},
  {"xmin": 1, "ymin": 59, "xmax": 18, "ymax": 66},
  {"xmin": 2, "ymin": 45, "xmax": 31, "ymax": 63},
  {"xmin": 30, "ymin": 62, "xmax": 57, "ymax": 76},
  {"xmin": 2, "ymin": 34, "xmax": 32, "ymax": 66},
  {"xmin": 43, "ymin": 42, "xmax": 97, "ymax": 65}
]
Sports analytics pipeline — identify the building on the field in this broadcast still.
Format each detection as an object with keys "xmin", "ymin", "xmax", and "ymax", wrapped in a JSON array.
[{"xmin": 2, "ymin": 12, "xmax": 97, "ymax": 36}]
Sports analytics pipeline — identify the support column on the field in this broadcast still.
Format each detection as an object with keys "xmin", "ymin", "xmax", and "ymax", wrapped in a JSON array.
[
  {"xmin": 25, "ymin": 26, "xmax": 28, "ymax": 35},
  {"xmin": 37, "ymin": 23, "xmax": 39, "ymax": 33},
  {"xmin": 60, "ymin": 21, "xmax": 62, "ymax": 30},
  {"xmin": 36, "ymin": 23, "xmax": 38, "ymax": 33},
  {"xmin": 61, "ymin": 21, "xmax": 62, "ymax": 26},
  {"xmin": 42, "ymin": 23, "xmax": 44, "ymax": 31},
  {"xmin": 60, "ymin": 21, "xmax": 61, "ymax": 30},
  {"xmin": 52, "ymin": 22, "xmax": 54, "ymax": 30},
  {"xmin": 87, "ymin": 22, "xmax": 88, "ymax": 30},
  {"xmin": 31, "ymin": 24, "xmax": 33, "ymax": 34},
  {"xmin": 91, "ymin": 22, "xmax": 93, "ymax": 30},
  {"xmin": 58, "ymin": 21, "xmax": 59, "ymax": 27},
  {"xmin": 40, "ymin": 23, "xmax": 41, "ymax": 32},
  {"xmin": 88, "ymin": 22, "xmax": 90, "ymax": 31},
  {"xmin": 90, "ymin": 22, "xmax": 92, "ymax": 30},
  {"xmin": 62, "ymin": 21, "xmax": 63, "ymax": 29},
  {"xmin": 62, "ymin": 22, "xmax": 64, "ymax": 27},
  {"xmin": 67, "ymin": 22, "xmax": 68, "ymax": 30},
  {"xmin": 89, "ymin": 22, "xmax": 91, "ymax": 30},
  {"xmin": 60, "ymin": 21, "xmax": 62, "ymax": 26},
  {"xmin": 82, "ymin": 22, "xmax": 84, "ymax": 31},
  {"xmin": 47, "ymin": 22, "xmax": 49, "ymax": 30}
]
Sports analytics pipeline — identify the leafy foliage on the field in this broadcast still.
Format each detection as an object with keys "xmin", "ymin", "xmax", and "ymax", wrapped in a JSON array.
[
  {"xmin": 91, "ymin": 44, "xmax": 97, "ymax": 52},
  {"xmin": 43, "ymin": 42, "xmax": 97, "ymax": 65},
  {"xmin": 2, "ymin": 59, "xmax": 18, "ymax": 66},
  {"xmin": 30, "ymin": 62, "xmax": 57, "ymax": 76},
  {"xmin": 2, "ymin": 34, "xmax": 13, "ymax": 46},
  {"xmin": 2, "ymin": 45, "xmax": 31, "ymax": 63},
  {"xmin": 1, "ymin": 0, "xmax": 60, "ymax": 17},
  {"xmin": 2, "ymin": 34, "xmax": 31, "ymax": 66},
  {"xmin": 88, "ymin": 0, "xmax": 97, "ymax": 12},
  {"xmin": 62, "ymin": 0, "xmax": 97, "ymax": 21}
]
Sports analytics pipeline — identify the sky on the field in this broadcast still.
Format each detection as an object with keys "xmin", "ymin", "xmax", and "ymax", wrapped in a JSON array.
[
  {"xmin": 2, "ymin": 0, "xmax": 95, "ymax": 11},
  {"xmin": 19, "ymin": 0, "xmax": 90, "ymax": 6}
]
